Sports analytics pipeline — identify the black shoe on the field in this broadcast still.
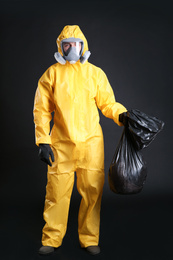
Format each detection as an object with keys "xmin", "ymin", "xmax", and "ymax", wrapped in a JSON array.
[
  {"xmin": 86, "ymin": 246, "xmax": 101, "ymax": 255},
  {"xmin": 38, "ymin": 246, "xmax": 54, "ymax": 255}
]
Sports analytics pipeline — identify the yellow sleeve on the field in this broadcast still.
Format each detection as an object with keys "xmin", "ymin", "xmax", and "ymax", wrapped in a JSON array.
[
  {"xmin": 95, "ymin": 69, "xmax": 127, "ymax": 126},
  {"xmin": 33, "ymin": 67, "xmax": 55, "ymax": 146}
]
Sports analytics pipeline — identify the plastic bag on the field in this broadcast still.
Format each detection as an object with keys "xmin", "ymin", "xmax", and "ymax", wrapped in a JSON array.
[
  {"xmin": 125, "ymin": 109, "xmax": 164, "ymax": 150},
  {"xmin": 108, "ymin": 109, "xmax": 164, "ymax": 194},
  {"xmin": 108, "ymin": 128, "xmax": 147, "ymax": 194}
]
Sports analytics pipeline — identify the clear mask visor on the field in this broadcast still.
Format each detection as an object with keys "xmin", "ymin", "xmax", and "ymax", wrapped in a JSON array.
[{"xmin": 62, "ymin": 41, "xmax": 81, "ymax": 56}]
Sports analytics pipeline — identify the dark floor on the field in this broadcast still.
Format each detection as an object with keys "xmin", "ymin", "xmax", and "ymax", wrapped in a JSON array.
[{"xmin": 1, "ymin": 191, "xmax": 173, "ymax": 260}]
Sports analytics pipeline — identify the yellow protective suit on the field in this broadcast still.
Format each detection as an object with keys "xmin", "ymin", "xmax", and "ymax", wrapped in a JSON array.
[{"xmin": 33, "ymin": 25, "xmax": 127, "ymax": 248}]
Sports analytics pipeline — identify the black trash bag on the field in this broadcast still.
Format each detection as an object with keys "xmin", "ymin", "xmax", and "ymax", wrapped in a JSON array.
[
  {"xmin": 108, "ymin": 128, "xmax": 147, "ymax": 194},
  {"xmin": 124, "ymin": 109, "xmax": 164, "ymax": 150}
]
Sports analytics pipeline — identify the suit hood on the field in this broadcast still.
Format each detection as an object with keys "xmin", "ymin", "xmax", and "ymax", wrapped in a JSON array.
[{"xmin": 54, "ymin": 25, "xmax": 91, "ymax": 65}]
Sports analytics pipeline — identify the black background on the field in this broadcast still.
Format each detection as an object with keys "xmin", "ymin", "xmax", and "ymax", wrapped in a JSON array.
[{"xmin": 1, "ymin": 0, "xmax": 173, "ymax": 259}]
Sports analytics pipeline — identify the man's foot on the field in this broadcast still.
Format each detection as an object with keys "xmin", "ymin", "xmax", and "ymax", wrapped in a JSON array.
[
  {"xmin": 85, "ymin": 246, "xmax": 101, "ymax": 255},
  {"xmin": 38, "ymin": 246, "xmax": 54, "ymax": 255}
]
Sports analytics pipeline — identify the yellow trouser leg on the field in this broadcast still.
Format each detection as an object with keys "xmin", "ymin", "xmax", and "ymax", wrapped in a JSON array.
[
  {"xmin": 42, "ymin": 172, "xmax": 74, "ymax": 247},
  {"xmin": 76, "ymin": 168, "xmax": 105, "ymax": 248}
]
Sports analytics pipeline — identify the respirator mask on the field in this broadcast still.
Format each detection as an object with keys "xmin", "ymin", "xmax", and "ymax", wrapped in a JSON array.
[
  {"xmin": 62, "ymin": 39, "xmax": 83, "ymax": 64},
  {"xmin": 54, "ymin": 37, "xmax": 91, "ymax": 65}
]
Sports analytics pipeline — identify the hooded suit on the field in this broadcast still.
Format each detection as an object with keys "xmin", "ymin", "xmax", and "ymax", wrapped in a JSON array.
[{"xmin": 33, "ymin": 25, "xmax": 127, "ymax": 248}]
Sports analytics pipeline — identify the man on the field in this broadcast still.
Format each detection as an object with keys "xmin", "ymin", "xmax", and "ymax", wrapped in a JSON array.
[{"xmin": 33, "ymin": 25, "xmax": 127, "ymax": 255}]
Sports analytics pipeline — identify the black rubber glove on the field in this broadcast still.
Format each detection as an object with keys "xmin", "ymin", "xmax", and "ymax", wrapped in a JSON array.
[
  {"xmin": 38, "ymin": 144, "xmax": 55, "ymax": 166},
  {"xmin": 119, "ymin": 112, "xmax": 127, "ymax": 126}
]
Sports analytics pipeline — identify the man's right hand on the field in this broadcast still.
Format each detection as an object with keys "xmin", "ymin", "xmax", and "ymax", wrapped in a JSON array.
[{"xmin": 38, "ymin": 144, "xmax": 55, "ymax": 166}]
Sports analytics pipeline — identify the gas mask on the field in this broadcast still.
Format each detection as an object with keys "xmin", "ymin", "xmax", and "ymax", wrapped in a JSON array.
[
  {"xmin": 54, "ymin": 37, "xmax": 91, "ymax": 65},
  {"xmin": 62, "ymin": 40, "xmax": 83, "ymax": 64}
]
